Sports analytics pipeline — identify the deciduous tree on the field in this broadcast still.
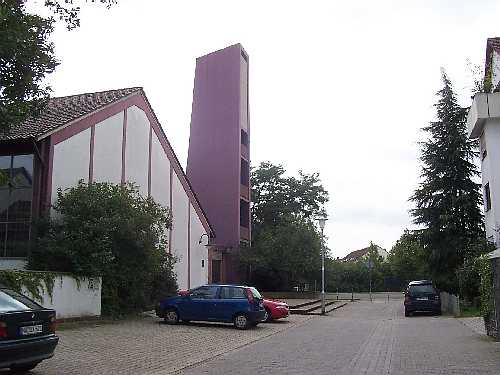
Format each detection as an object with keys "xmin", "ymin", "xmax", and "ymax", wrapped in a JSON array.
[{"xmin": 0, "ymin": 0, "xmax": 115, "ymax": 129}]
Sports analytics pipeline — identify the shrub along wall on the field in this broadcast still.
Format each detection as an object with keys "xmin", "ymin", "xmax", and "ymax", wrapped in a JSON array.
[{"xmin": 28, "ymin": 182, "xmax": 178, "ymax": 317}]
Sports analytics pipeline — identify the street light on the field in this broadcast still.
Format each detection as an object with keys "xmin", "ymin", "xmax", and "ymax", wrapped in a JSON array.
[{"xmin": 317, "ymin": 216, "xmax": 328, "ymax": 315}]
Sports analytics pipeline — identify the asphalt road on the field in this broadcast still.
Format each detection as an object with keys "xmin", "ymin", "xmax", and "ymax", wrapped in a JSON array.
[{"xmin": 181, "ymin": 296, "xmax": 500, "ymax": 375}]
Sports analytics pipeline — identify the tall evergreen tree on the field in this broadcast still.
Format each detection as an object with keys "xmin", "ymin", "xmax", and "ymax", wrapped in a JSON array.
[{"xmin": 410, "ymin": 70, "xmax": 483, "ymax": 293}]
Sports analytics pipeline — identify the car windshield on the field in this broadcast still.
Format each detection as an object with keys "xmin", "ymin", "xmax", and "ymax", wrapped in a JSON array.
[
  {"xmin": 0, "ymin": 289, "xmax": 41, "ymax": 312},
  {"xmin": 249, "ymin": 287, "xmax": 262, "ymax": 299},
  {"xmin": 408, "ymin": 284, "xmax": 436, "ymax": 295}
]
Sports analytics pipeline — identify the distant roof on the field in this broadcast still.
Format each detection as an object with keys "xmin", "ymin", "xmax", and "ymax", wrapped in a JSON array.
[
  {"xmin": 342, "ymin": 244, "xmax": 387, "ymax": 262},
  {"xmin": 342, "ymin": 248, "xmax": 370, "ymax": 262},
  {"xmin": 0, "ymin": 87, "xmax": 142, "ymax": 141}
]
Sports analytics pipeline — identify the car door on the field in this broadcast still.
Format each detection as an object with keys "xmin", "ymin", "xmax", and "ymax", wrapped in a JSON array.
[
  {"xmin": 215, "ymin": 286, "xmax": 248, "ymax": 322},
  {"xmin": 183, "ymin": 286, "xmax": 219, "ymax": 321}
]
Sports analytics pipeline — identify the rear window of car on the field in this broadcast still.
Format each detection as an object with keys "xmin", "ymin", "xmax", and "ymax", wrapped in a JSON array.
[
  {"xmin": 408, "ymin": 284, "xmax": 436, "ymax": 295},
  {"xmin": 0, "ymin": 289, "xmax": 41, "ymax": 312},
  {"xmin": 249, "ymin": 287, "xmax": 262, "ymax": 299},
  {"xmin": 220, "ymin": 287, "xmax": 246, "ymax": 299}
]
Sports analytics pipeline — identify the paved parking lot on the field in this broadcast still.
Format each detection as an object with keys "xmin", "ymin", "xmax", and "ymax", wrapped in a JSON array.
[
  {"xmin": 18, "ymin": 314, "xmax": 312, "ymax": 375},
  {"xmin": 183, "ymin": 298, "xmax": 500, "ymax": 375}
]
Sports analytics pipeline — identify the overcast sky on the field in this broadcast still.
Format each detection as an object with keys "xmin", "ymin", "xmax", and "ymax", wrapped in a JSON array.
[{"xmin": 36, "ymin": 0, "xmax": 500, "ymax": 258}]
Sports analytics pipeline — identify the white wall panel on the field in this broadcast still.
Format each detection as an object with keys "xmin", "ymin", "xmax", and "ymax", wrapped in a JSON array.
[
  {"xmin": 150, "ymin": 133, "xmax": 170, "ymax": 208},
  {"xmin": 93, "ymin": 111, "xmax": 124, "ymax": 184},
  {"xmin": 52, "ymin": 128, "xmax": 90, "ymax": 203},
  {"xmin": 189, "ymin": 203, "xmax": 208, "ymax": 288},
  {"xmin": 240, "ymin": 55, "xmax": 249, "ymax": 131},
  {"xmin": 125, "ymin": 106, "xmax": 149, "ymax": 196},
  {"xmin": 171, "ymin": 173, "xmax": 189, "ymax": 290}
]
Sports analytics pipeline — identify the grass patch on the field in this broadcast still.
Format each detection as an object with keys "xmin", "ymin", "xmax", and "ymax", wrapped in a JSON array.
[{"xmin": 460, "ymin": 305, "xmax": 482, "ymax": 318}]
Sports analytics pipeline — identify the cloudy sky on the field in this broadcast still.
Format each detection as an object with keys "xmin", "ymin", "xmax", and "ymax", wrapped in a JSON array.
[{"xmin": 37, "ymin": 0, "xmax": 499, "ymax": 258}]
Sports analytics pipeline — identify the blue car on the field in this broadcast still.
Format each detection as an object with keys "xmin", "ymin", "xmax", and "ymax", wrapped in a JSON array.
[{"xmin": 156, "ymin": 284, "xmax": 266, "ymax": 329}]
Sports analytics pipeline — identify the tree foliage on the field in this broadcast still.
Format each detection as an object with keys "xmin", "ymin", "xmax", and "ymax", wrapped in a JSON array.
[
  {"xmin": 243, "ymin": 219, "xmax": 322, "ymax": 291},
  {"xmin": 387, "ymin": 230, "xmax": 428, "ymax": 287},
  {"xmin": 251, "ymin": 162, "xmax": 328, "ymax": 233},
  {"xmin": 410, "ymin": 70, "xmax": 484, "ymax": 293},
  {"xmin": 242, "ymin": 162, "xmax": 329, "ymax": 291},
  {"xmin": 29, "ymin": 181, "xmax": 176, "ymax": 316},
  {"xmin": 0, "ymin": 0, "xmax": 115, "ymax": 129}
]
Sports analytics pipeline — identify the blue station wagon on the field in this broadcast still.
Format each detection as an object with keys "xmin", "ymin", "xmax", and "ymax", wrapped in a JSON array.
[{"xmin": 156, "ymin": 284, "xmax": 266, "ymax": 329}]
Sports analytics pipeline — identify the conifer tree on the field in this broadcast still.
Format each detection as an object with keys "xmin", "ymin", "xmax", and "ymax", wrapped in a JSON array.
[{"xmin": 410, "ymin": 70, "xmax": 483, "ymax": 293}]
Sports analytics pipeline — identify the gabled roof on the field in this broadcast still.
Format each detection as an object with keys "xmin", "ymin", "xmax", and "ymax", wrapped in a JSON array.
[
  {"xmin": 342, "ymin": 244, "xmax": 388, "ymax": 262},
  {"xmin": 0, "ymin": 86, "xmax": 215, "ymax": 237},
  {"xmin": 0, "ymin": 87, "xmax": 142, "ymax": 141},
  {"xmin": 342, "ymin": 247, "xmax": 370, "ymax": 262}
]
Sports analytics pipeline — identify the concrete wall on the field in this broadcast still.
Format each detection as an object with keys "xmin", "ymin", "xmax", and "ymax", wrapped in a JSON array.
[
  {"xmin": 125, "ymin": 106, "xmax": 149, "ymax": 196},
  {"xmin": 482, "ymin": 120, "xmax": 500, "ymax": 244},
  {"xmin": 171, "ymin": 173, "xmax": 189, "ymax": 289},
  {"xmin": 189, "ymin": 203, "xmax": 208, "ymax": 288},
  {"xmin": 21, "ymin": 275, "xmax": 101, "ymax": 319},
  {"xmin": 93, "ymin": 111, "xmax": 123, "ymax": 184},
  {"xmin": 51, "ymin": 128, "xmax": 91, "ymax": 203},
  {"xmin": 150, "ymin": 133, "xmax": 170, "ymax": 208},
  {"xmin": 186, "ymin": 44, "xmax": 245, "ymax": 249},
  {"xmin": 440, "ymin": 291, "xmax": 460, "ymax": 316},
  {"xmin": 0, "ymin": 259, "xmax": 27, "ymax": 270},
  {"xmin": 47, "ymin": 94, "xmax": 210, "ymax": 291}
]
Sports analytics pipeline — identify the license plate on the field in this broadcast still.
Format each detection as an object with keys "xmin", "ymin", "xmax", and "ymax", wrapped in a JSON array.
[
  {"xmin": 20, "ymin": 324, "xmax": 42, "ymax": 336},
  {"xmin": 416, "ymin": 297, "xmax": 428, "ymax": 301}
]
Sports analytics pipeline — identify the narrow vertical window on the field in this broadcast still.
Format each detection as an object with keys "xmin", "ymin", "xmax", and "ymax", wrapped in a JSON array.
[
  {"xmin": 485, "ymin": 183, "xmax": 492, "ymax": 212},
  {"xmin": 480, "ymin": 134, "xmax": 487, "ymax": 160}
]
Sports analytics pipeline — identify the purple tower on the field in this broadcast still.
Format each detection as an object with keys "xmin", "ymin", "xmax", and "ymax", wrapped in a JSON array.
[{"xmin": 186, "ymin": 44, "xmax": 250, "ymax": 284}]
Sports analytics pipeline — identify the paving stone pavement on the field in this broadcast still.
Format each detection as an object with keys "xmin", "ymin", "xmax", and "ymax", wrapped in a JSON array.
[
  {"xmin": 8, "ymin": 314, "xmax": 311, "ymax": 375},
  {"xmin": 458, "ymin": 317, "xmax": 487, "ymax": 336},
  {"xmin": 182, "ymin": 298, "xmax": 500, "ymax": 375}
]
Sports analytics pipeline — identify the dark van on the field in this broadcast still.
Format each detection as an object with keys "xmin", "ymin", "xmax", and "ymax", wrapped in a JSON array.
[{"xmin": 404, "ymin": 280, "xmax": 441, "ymax": 317}]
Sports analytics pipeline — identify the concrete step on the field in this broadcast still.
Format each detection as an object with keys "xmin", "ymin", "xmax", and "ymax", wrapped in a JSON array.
[{"xmin": 291, "ymin": 300, "xmax": 339, "ymax": 315}]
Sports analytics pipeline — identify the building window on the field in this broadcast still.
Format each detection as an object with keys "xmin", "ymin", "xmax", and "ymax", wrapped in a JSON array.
[
  {"xmin": 480, "ymin": 134, "xmax": 487, "ymax": 160},
  {"xmin": 241, "ymin": 158, "xmax": 249, "ymax": 186},
  {"xmin": 241, "ymin": 129, "xmax": 249, "ymax": 146},
  {"xmin": 0, "ymin": 154, "xmax": 34, "ymax": 258},
  {"xmin": 240, "ymin": 199, "xmax": 249, "ymax": 228},
  {"xmin": 485, "ymin": 182, "xmax": 492, "ymax": 212}
]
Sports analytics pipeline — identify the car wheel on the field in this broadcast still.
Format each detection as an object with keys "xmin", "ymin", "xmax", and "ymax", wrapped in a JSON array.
[
  {"xmin": 164, "ymin": 308, "xmax": 179, "ymax": 325},
  {"xmin": 234, "ymin": 313, "xmax": 249, "ymax": 330},
  {"xmin": 263, "ymin": 308, "xmax": 273, "ymax": 322},
  {"xmin": 10, "ymin": 362, "xmax": 39, "ymax": 373}
]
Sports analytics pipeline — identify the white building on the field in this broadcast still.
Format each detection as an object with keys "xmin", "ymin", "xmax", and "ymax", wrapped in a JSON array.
[
  {"xmin": 0, "ymin": 87, "xmax": 214, "ymax": 290},
  {"xmin": 467, "ymin": 38, "xmax": 500, "ymax": 257}
]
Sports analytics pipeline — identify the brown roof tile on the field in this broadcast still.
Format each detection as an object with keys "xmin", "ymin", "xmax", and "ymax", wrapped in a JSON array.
[{"xmin": 0, "ymin": 87, "xmax": 142, "ymax": 141}]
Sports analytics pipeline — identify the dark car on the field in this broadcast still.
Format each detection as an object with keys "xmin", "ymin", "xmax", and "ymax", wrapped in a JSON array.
[
  {"xmin": 404, "ymin": 280, "xmax": 441, "ymax": 317},
  {"xmin": 0, "ymin": 287, "xmax": 59, "ymax": 373},
  {"xmin": 156, "ymin": 284, "xmax": 266, "ymax": 329}
]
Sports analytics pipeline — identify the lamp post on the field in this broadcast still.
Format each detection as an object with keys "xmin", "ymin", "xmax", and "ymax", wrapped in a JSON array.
[{"xmin": 317, "ymin": 216, "xmax": 328, "ymax": 315}]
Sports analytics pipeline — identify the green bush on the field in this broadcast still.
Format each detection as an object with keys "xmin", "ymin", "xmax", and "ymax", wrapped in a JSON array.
[
  {"xmin": 29, "ymin": 181, "xmax": 177, "ymax": 316},
  {"xmin": 477, "ymin": 255, "xmax": 494, "ymax": 319}
]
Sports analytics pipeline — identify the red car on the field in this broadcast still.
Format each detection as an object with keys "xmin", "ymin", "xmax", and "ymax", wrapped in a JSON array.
[{"xmin": 262, "ymin": 299, "xmax": 290, "ymax": 322}]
